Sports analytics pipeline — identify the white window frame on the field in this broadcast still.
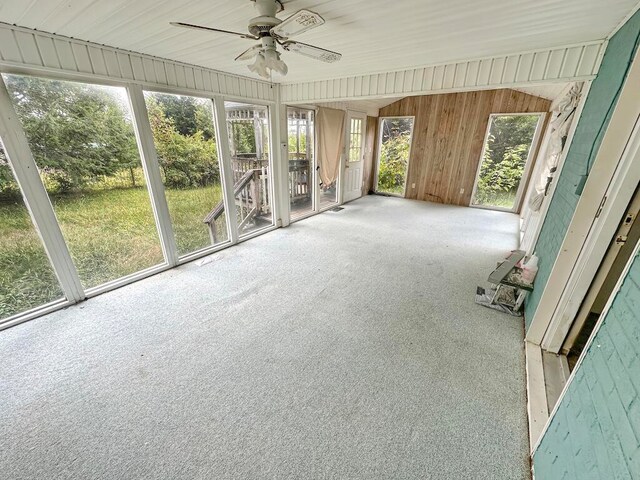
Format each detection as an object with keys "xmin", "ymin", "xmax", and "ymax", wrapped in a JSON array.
[
  {"xmin": 469, "ymin": 112, "xmax": 546, "ymax": 213},
  {"xmin": 373, "ymin": 115, "xmax": 416, "ymax": 198}
]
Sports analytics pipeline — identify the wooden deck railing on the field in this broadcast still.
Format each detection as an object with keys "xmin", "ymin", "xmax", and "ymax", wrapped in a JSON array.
[{"xmin": 289, "ymin": 159, "xmax": 310, "ymax": 202}]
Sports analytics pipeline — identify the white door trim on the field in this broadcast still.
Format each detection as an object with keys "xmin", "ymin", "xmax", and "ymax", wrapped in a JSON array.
[
  {"xmin": 532, "ymin": 236, "xmax": 640, "ymax": 455},
  {"xmin": 527, "ymin": 45, "xmax": 640, "ymax": 346},
  {"xmin": 542, "ymin": 111, "xmax": 640, "ymax": 352},
  {"xmin": 342, "ymin": 110, "xmax": 367, "ymax": 203}
]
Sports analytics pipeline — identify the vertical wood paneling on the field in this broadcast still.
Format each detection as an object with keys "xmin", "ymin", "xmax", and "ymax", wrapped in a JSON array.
[{"xmin": 379, "ymin": 88, "xmax": 551, "ymax": 206}]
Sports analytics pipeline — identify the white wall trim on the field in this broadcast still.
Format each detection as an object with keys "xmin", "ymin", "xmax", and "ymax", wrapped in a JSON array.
[
  {"xmin": 0, "ymin": 22, "xmax": 276, "ymax": 102},
  {"xmin": 281, "ymin": 41, "xmax": 606, "ymax": 104},
  {"xmin": 531, "ymin": 237, "xmax": 640, "ymax": 456},
  {"xmin": 542, "ymin": 107, "xmax": 640, "ymax": 352},
  {"xmin": 527, "ymin": 46, "xmax": 640, "ymax": 346}
]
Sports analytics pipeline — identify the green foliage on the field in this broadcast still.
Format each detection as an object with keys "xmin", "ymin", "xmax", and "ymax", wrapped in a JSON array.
[
  {"xmin": 230, "ymin": 121, "xmax": 257, "ymax": 155},
  {"xmin": 474, "ymin": 115, "xmax": 539, "ymax": 207},
  {"xmin": 146, "ymin": 96, "xmax": 219, "ymax": 189},
  {"xmin": 3, "ymin": 75, "xmax": 139, "ymax": 194},
  {"xmin": 377, "ymin": 118, "xmax": 413, "ymax": 195},
  {"xmin": 0, "ymin": 185, "xmax": 225, "ymax": 317}
]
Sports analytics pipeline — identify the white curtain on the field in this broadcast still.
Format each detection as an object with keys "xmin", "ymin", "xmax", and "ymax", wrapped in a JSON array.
[{"xmin": 316, "ymin": 107, "xmax": 345, "ymax": 187}]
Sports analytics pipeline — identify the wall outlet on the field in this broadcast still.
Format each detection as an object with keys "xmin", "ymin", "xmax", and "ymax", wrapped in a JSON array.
[
  {"xmin": 411, "ymin": 183, "xmax": 416, "ymax": 189},
  {"xmin": 460, "ymin": 188, "xmax": 465, "ymax": 194}
]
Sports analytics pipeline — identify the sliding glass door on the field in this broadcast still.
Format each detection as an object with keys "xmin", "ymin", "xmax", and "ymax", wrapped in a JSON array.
[
  {"xmin": 471, "ymin": 113, "xmax": 544, "ymax": 212},
  {"xmin": 375, "ymin": 117, "xmax": 415, "ymax": 196}
]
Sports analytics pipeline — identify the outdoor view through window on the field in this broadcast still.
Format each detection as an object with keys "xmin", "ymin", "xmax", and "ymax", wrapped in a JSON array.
[
  {"xmin": 144, "ymin": 92, "xmax": 229, "ymax": 256},
  {"xmin": 376, "ymin": 117, "xmax": 414, "ymax": 196},
  {"xmin": 472, "ymin": 114, "xmax": 541, "ymax": 211},
  {"xmin": 3, "ymin": 74, "xmax": 164, "ymax": 291},
  {"xmin": 0, "ymin": 140, "xmax": 64, "ymax": 321}
]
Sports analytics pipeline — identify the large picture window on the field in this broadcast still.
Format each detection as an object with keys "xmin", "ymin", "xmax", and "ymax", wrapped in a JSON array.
[
  {"xmin": 144, "ymin": 92, "xmax": 229, "ymax": 256},
  {"xmin": 4, "ymin": 74, "xmax": 164, "ymax": 290},
  {"xmin": 471, "ymin": 114, "xmax": 543, "ymax": 212}
]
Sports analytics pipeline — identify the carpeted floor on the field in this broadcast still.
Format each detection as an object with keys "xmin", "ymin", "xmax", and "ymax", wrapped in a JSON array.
[{"xmin": 0, "ymin": 195, "xmax": 530, "ymax": 479}]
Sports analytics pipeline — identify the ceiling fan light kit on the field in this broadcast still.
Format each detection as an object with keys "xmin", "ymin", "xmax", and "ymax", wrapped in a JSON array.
[{"xmin": 171, "ymin": 0, "xmax": 341, "ymax": 80}]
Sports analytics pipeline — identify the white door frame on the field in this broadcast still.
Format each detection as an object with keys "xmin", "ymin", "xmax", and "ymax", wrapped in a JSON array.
[
  {"xmin": 532, "ymin": 235, "xmax": 640, "ymax": 455},
  {"xmin": 373, "ymin": 115, "xmax": 415, "ymax": 197},
  {"xmin": 527, "ymin": 45, "xmax": 640, "ymax": 348},
  {"xmin": 469, "ymin": 112, "xmax": 546, "ymax": 213},
  {"xmin": 342, "ymin": 110, "xmax": 367, "ymax": 204}
]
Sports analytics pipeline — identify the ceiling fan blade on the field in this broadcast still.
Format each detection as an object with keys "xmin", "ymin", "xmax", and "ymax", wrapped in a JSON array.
[
  {"xmin": 235, "ymin": 45, "xmax": 262, "ymax": 62},
  {"xmin": 169, "ymin": 22, "xmax": 259, "ymax": 40},
  {"xmin": 282, "ymin": 41, "xmax": 341, "ymax": 63},
  {"xmin": 270, "ymin": 9, "xmax": 324, "ymax": 39}
]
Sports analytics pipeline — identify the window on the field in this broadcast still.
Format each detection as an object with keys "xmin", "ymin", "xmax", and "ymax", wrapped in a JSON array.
[
  {"xmin": 0, "ymin": 140, "xmax": 64, "ymax": 320},
  {"xmin": 375, "ymin": 117, "xmax": 414, "ymax": 196},
  {"xmin": 471, "ymin": 114, "xmax": 543, "ymax": 211},
  {"xmin": 4, "ymin": 74, "xmax": 164, "ymax": 290},
  {"xmin": 144, "ymin": 92, "xmax": 229, "ymax": 256},
  {"xmin": 224, "ymin": 102, "xmax": 273, "ymax": 237},
  {"xmin": 348, "ymin": 117, "xmax": 363, "ymax": 162}
]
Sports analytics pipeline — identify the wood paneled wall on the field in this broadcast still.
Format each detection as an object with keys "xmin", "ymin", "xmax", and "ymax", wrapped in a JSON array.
[
  {"xmin": 378, "ymin": 88, "xmax": 551, "ymax": 206},
  {"xmin": 362, "ymin": 116, "xmax": 378, "ymax": 195}
]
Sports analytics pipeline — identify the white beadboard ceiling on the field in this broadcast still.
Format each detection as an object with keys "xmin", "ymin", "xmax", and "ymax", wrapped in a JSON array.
[{"xmin": 0, "ymin": 0, "xmax": 637, "ymax": 84}]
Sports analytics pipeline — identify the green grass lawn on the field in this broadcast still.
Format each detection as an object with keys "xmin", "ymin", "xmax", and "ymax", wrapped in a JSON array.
[
  {"xmin": 473, "ymin": 189, "xmax": 517, "ymax": 209},
  {"xmin": 0, "ymin": 184, "xmax": 226, "ymax": 320}
]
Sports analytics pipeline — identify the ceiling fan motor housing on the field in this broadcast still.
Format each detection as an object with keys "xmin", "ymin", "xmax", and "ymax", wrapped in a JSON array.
[{"xmin": 249, "ymin": 0, "xmax": 283, "ymax": 37}]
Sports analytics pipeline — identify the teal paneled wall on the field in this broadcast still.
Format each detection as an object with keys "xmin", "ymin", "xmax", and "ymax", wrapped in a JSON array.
[
  {"xmin": 533, "ymin": 251, "xmax": 640, "ymax": 479},
  {"xmin": 524, "ymin": 10, "xmax": 640, "ymax": 329}
]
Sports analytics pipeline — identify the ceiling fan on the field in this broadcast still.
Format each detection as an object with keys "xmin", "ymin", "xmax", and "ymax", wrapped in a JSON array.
[{"xmin": 170, "ymin": 0, "xmax": 342, "ymax": 80}]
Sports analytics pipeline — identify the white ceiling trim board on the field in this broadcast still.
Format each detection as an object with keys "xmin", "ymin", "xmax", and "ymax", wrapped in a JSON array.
[
  {"xmin": 281, "ymin": 41, "xmax": 607, "ymax": 104},
  {"xmin": 0, "ymin": 22, "xmax": 276, "ymax": 102}
]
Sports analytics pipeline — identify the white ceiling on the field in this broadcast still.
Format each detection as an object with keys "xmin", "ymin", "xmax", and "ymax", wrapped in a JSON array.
[{"xmin": 0, "ymin": 0, "xmax": 637, "ymax": 84}]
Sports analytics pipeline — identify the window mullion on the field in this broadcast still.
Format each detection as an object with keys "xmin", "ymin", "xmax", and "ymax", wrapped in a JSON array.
[
  {"xmin": 212, "ymin": 95, "xmax": 239, "ymax": 244},
  {"xmin": 127, "ymin": 84, "xmax": 179, "ymax": 266}
]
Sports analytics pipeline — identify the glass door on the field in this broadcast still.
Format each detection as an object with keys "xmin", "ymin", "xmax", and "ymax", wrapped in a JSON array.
[
  {"xmin": 375, "ymin": 117, "xmax": 415, "ymax": 196},
  {"xmin": 224, "ymin": 102, "xmax": 274, "ymax": 237},
  {"xmin": 287, "ymin": 107, "xmax": 315, "ymax": 221},
  {"xmin": 342, "ymin": 112, "xmax": 366, "ymax": 203},
  {"xmin": 471, "ymin": 113, "xmax": 544, "ymax": 212}
]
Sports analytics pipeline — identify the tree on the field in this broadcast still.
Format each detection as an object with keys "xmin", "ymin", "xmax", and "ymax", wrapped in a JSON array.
[
  {"xmin": 474, "ymin": 115, "xmax": 539, "ymax": 205},
  {"xmin": 4, "ymin": 75, "xmax": 139, "ymax": 193},
  {"xmin": 377, "ymin": 118, "xmax": 413, "ymax": 194},
  {"xmin": 146, "ymin": 97, "xmax": 219, "ymax": 189}
]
